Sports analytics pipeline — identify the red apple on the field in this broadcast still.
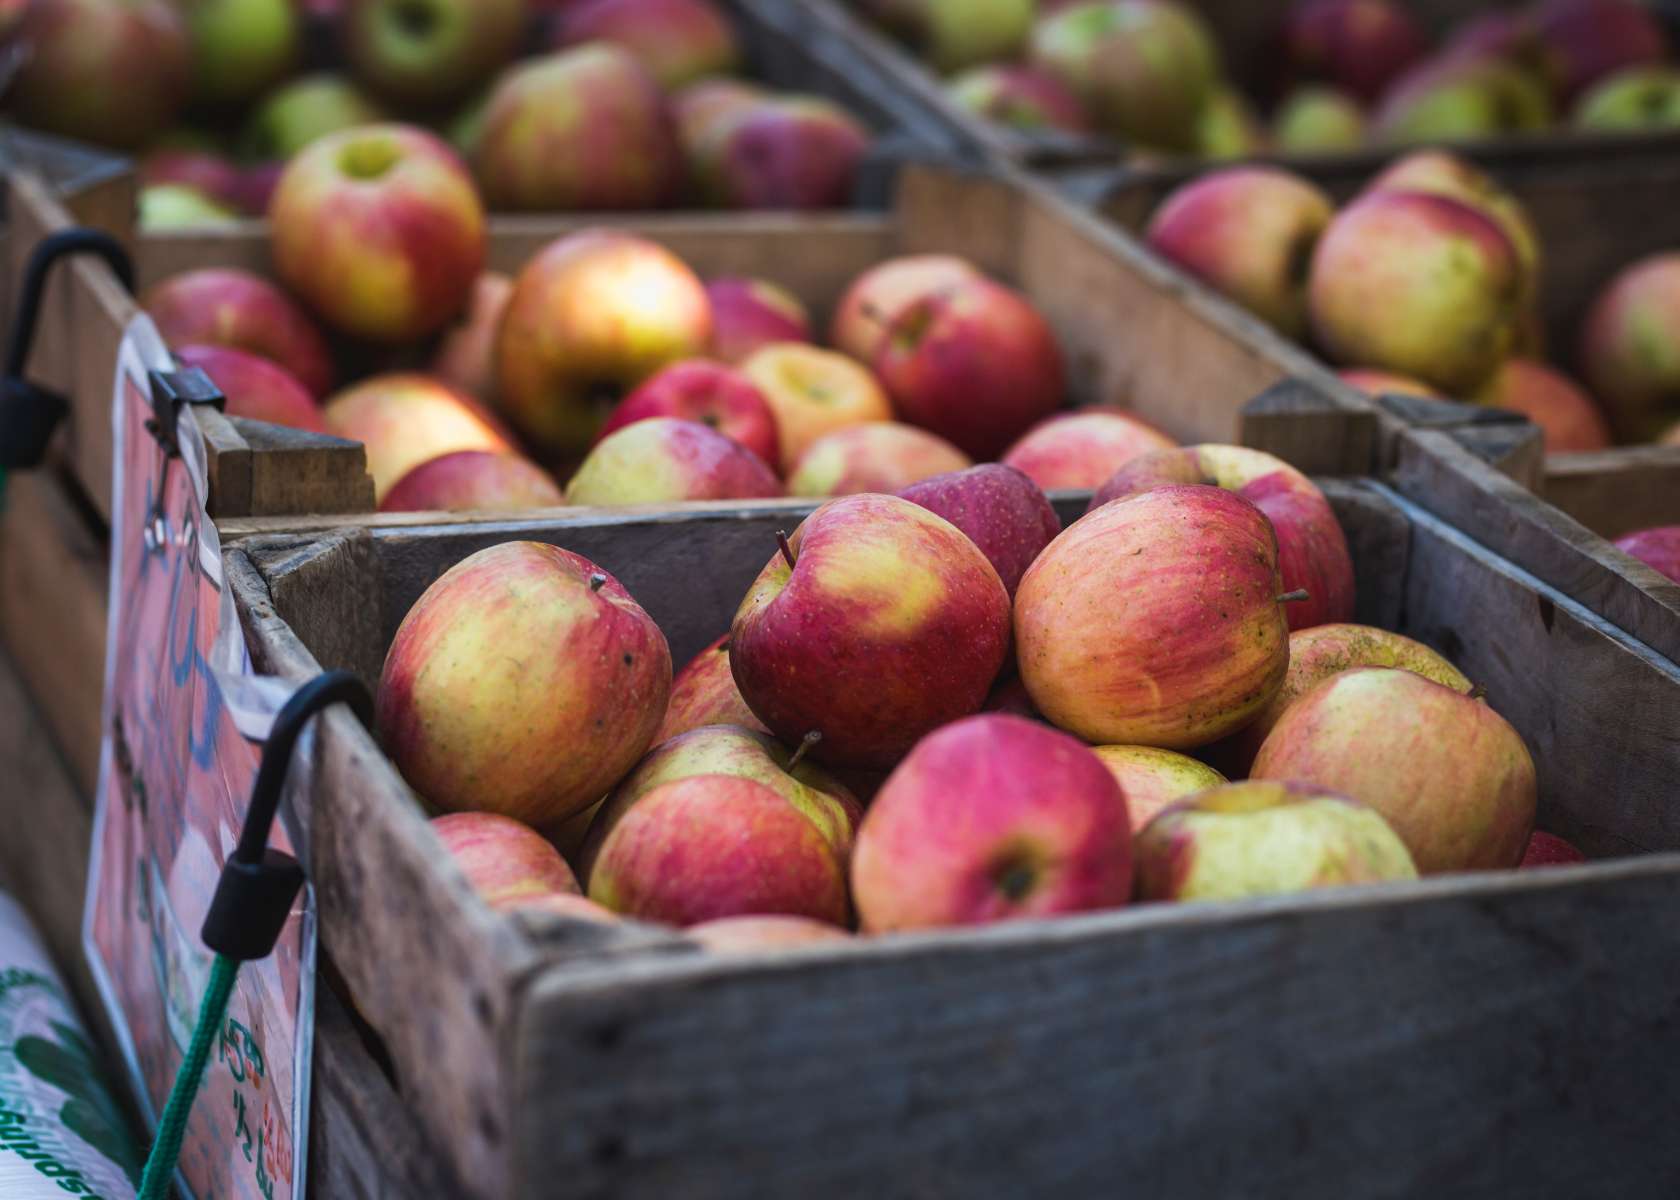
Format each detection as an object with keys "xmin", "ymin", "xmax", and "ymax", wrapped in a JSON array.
[
  {"xmin": 172, "ymin": 344, "xmax": 326, "ymax": 434},
  {"xmin": 377, "ymin": 541, "xmax": 672, "ymax": 825},
  {"xmin": 1337, "ymin": 368, "xmax": 1442, "ymax": 399},
  {"xmin": 944, "ymin": 64, "xmax": 1090, "ymax": 133},
  {"xmin": 1532, "ymin": 0, "xmax": 1668, "ymax": 103},
  {"xmin": 323, "ymin": 372, "xmax": 514, "ymax": 500},
  {"xmin": 344, "ymin": 0, "xmax": 526, "ymax": 109},
  {"xmin": 430, "ymin": 272, "xmax": 513, "ymax": 401},
  {"xmin": 380, "ymin": 450, "xmax": 563, "ymax": 512},
  {"xmin": 143, "ymin": 268, "xmax": 335, "ymax": 398},
  {"xmin": 731, "ymin": 493, "xmax": 1011, "ymax": 768},
  {"xmin": 1089, "ymin": 745, "xmax": 1225, "ymax": 834},
  {"xmin": 232, "ymin": 160, "xmax": 286, "ymax": 216},
  {"xmin": 983, "ymin": 673, "xmax": 1042, "ymax": 720},
  {"xmin": 1000, "ymin": 408, "xmax": 1176, "ymax": 491},
  {"xmin": 1474, "ymin": 359, "xmax": 1612, "ymax": 453},
  {"xmin": 1614, "ymin": 526, "xmax": 1680, "ymax": 584},
  {"xmin": 551, "ymin": 0, "xmax": 740, "ymax": 90},
  {"xmin": 431, "ymin": 812, "xmax": 580, "ymax": 910},
  {"xmin": 689, "ymin": 96, "xmax": 871, "ymax": 211},
  {"xmin": 1579, "ymin": 253, "xmax": 1680, "ymax": 442},
  {"xmin": 898, "ymin": 463, "xmax": 1061, "ymax": 597},
  {"xmin": 670, "ymin": 77, "xmax": 767, "ymax": 147},
  {"xmin": 654, "ymin": 634, "xmax": 769, "ymax": 743},
  {"xmin": 565, "ymin": 418, "xmax": 783, "ymax": 505},
  {"xmin": 687, "ymin": 914, "xmax": 851, "ymax": 952},
  {"xmin": 830, "ymin": 254, "xmax": 980, "ymax": 364},
  {"xmin": 139, "ymin": 148, "xmax": 246, "ymax": 212},
  {"xmin": 1521, "ymin": 831, "xmax": 1587, "ymax": 868},
  {"xmin": 787, "ymin": 423, "xmax": 971, "ymax": 498},
  {"xmin": 1279, "ymin": 0, "xmax": 1428, "ymax": 103},
  {"xmin": 600, "ymin": 360, "xmax": 780, "ymax": 469},
  {"xmin": 739, "ymin": 344, "xmax": 894, "ymax": 471},
  {"xmin": 851, "ymin": 713, "xmax": 1132, "ymax": 931},
  {"xmin": 517, "ymin": 892, "xmax": 622, "ymax": 923},
  {"xmin": 706, "ymin": 276, "xmax": 812, "ymax": 365}
]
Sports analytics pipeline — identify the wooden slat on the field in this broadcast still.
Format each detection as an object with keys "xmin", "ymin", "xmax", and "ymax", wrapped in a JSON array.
[{"xmin": 1543, "ymin": 446, "xmax": 1680, "ymax": 540}]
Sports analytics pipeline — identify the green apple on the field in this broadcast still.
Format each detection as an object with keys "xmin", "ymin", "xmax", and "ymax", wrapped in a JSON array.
[
  {"xmin": 182, "ymin": 0, "xmax": 301, "ymax": 105},
  {"xmin": 1273, "ymin": 85, "xmax": 1366, "ymax": 152},
  {"xmin": 238, "ymin": 73, "xmax": 389, "ymax": 161},
  {"xmin": 1573, "ymin": 66, "xmax": 1680, "ymax": 130}
]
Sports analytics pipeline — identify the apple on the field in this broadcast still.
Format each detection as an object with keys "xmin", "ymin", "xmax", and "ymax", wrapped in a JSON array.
[
  {"xmin": 516, "ymin": 892, "xmax": 622, "ymax": 923},
  {"xmin": 670, "ymin": 77, "xmax": 767, "ymax": 146},
  {"xmin": 496, "ymin": 230, "xmax": 712, "ymax": 458},
  {"xmin": 344, "ymin": 0, "xmax": 526, "ymax": 109},
  {"xmin": 270, "ymin": 124, "xmax": 485, "ymax": 343},
  {"xmin": 1337, "ymin": 368, "xmax": 1442, "ymax": 399},
  {"xmin": 1573, "ymin": 66, "xmax": 1680, "ymax": 130},
  {"xmin": 551, "ymin": 0, "xmax": 739, "ymax": 90},
  {"xmin": 739, "ymin": 344, "xmax": 894, "ymax": 471},
  {"xmin": 1273, "ymin": 86, "xmax": 1367, "ymax": 152},
  {"xmin": 184, "ymin": 0, "xmax": 299, "ymax": 105},
  {"xmin": 474, "ymin": 45, "xmax": 682, "ymax": 212},
  {"xmin": 1373, "ymin": 57, "xmax": 1553, "ymax": 144},
  {"xmin": 1016, "ymin": 485, "xmax": 1290, "ymax": 747},
  {"xmin": 1279, "ymin": 0, "xmax": 1427, "ymax": 104},
  {"xmin": 1251, "ymin": 667, "xmax": 1537, "ymax": 873},
  {"xmin": 599, "ymin": 360, "xmax": 780, "ymax": 469},
  {"xmin": 944, "ymin": 65, "xmax": 1090, "ymax": 134},
  {"xmin": 1144, "ymin": 166, "xmax": 1334, "ymax": 339},
  {"xmin": 1091, "ymin": 444, "xmax": 1355, "ymax": 632},
  {"xmin": 172, "ymin": 344, "xmax": 325, "ymax": 434},
  {"xmin": 232, "ymin": 160, "xmax": 286, "ymax": 216},
  {"xmin": 1521, "ymin": 831, "xmax": 1587, "ymax": 868},
  {"xmin": 139, "ymin": 185, "xmax": 241, "ymax": 229},
  {"xmin": 139, "ymin": 148, "xmax": 247, "ymax": 212},
  {"xmin": 1474, "ymin": 359, "xmax": 1612, "ymax": 453},
  {"xmin": 867, "ymin": 0, "xmax": 1033, "ymax": 73},
  {"xmin": 9, "ymin": 0, "xmax": 190, "ymax": 149},
  {"xmin": 1440, "ymin": 10, "xmax": 1538, "ymax": 71},
  {"xmin": 1580, "ymin": 253, "xmax": 1680, "ymax": 441},
  {"xmin": 898, "ymin": 463, "xmax": 1061, "ymax": 597},
  {"xmin": 731, "ymin": 493, "xmax": 1011, "ymax": 768},
  {"xmin": 687, "ymin": 914, "xmax": 851, "ymax": 952},
  {"xmin": 1090, "ymin": 745, "xmax": 1224, "ymax": 833},
  {"xmin": 787, "ymin": 423, "xmax": 971, "ymax": 498},
  {"xmin": 430, "ymin": 272, "xmax": 512, "ymax": 401},
  {"xmin": 237, "ymin": 73, "xmax": 388, "ymax": 161},
  {"xmin": 654, "ymin": 634, "xmax": 769, "ymax": 743},
  {"xmin": 871, "ymin": 276, "xmax": 1066, "ymax": 460},
  {"xmin": 1000, "ymin": 408, "xmax": 1176, "ymax": 491},
  {"xmin": 1134, "ymin": 781, "xmax": 1417, "ymax": 902},
  {"xmin": 851, "ymin": 713, "xmax": 1131, "ymax": 931},
  {"xmin": 1029, "ymin": 0, "xmax": 1220, "ymax": 152},
  {"xmin": 323, "ymin": 372, "xmax": 514, "ymax": 500},
  {"xmin": 377, "ymin": 541, "xmax": 672, "ymax": 826},
  {"xmin": 380, "ymin": 450, "xmax": 563, "ymax": 512},
  {"xmin": 1194, "ymin": 85, "xmax": 1269, "ymax": 158},
  {"xmin": 830, "ymin": 254, "xmax": 980, "ymax": 364},
  {"xmin": 142, "ymin": 268, "xmax": 336, "ymax": 399},
  {"xmin": 1532, "ymin": 0, "xmax": 1668, "ymax": 104},
  {"xmin": 688, "ymin": 96, "xmax": 871, "ymax": 211},
  {"xmin": 1614, "ymin": 526, "xmax": 1680, "ymax": 584},
  {"xmin": 431, "ymin": 812, "xmax": 580, "ymax": 910},
  {"xmin": 706, "ymin": 277, "xmax": 812, "ymax": 365},
  {"xmin": 1211, "ymin": 621, "xmax": 1472, "ymax": 776},
  {"xmin": 983, "ymin": 673, "xmax": 1042, "ymax": 720},
  {"xmin": 1308, "ymin": 191, "xmax": 1524, "ymax": 393},
  {"xmin": 565, "ymin": 417, "xmax": 783, "ymax": 505}
]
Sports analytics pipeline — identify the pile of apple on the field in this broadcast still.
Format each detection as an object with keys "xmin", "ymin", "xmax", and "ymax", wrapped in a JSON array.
[
  {"xmin": 4, "ymin": 0, "xmax": 874, "ymax": 221},
  {"xmin": 376, "ymin": 432, "xmax": 1582, "ymax": 949},
  {"xmin": 849, "ymin": 0, "xmax": 1680, "ymax": 158}
]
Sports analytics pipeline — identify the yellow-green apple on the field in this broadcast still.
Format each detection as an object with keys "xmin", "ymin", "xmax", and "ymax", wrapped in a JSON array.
[
  {"xmin": 139, "ymin": 148, "xmax": 247, "ymax": 212},
  {"xmin": 1144, "ymin": 166, "xmax": 1334, "ymax": 339},
  {"xmin": 172, "ymin": 345, "xmax": 326, "ymax": 433},
  {"xmin": 1194, "ymin": 86, "xmax": 1269, "ymax": 158},
  {"xmin": 1373, "ymin": 57, "xmax": 1553, "ymax": 143},
  {"xmin": 945, "ymin": 64, "xmax": 1091, "ymax": 133},
  {"xmin": 1134, "ymin": 781, "xmax": 1417, "ymax": 902},
  {"xmin": 1614, "ymin": 526, "xmax": 1680, "ymax": 584},
  {"xmin": 687, "ymin": 914, "xmax": 851, "ymax": 952},
  {"xmin": 431, "ymin": 812, "xmax": 580, "ymax": 910},
  {"xmin": 706, "ymin": 277, "xmax": 812, "ymax": 364},
  {"xmin": 1580, "ymin": 253, "xmax": 1680, "ymax": 441},
  {"xmin": 344, "ymin": 0, "xmax": 525, "ymax": 109},
  {"xmin": 377, "ymin": 541, "xmax": 672, "ymax": 825},
  {"xmin": 1474, "ymin": 359, "xmax": 1611, "ymax": 453},
  {"xmin": 584, "ymin": 774, "xmax": 852, "ymax": 925},
  {"xmin": 1016, "ymin": 485, "xmax": 1290, "ymax": 747},
  {"xmin": 565, "ymin": 417, "xmax": 783, "ymax": 505},
  {"xmin": 1308, "ymin": 191, "xmax": 1524, "ymax": 392},
  {"xmin": 898, "ymin": 463, "xmax": 1061, "ymax": 597},
  {"xmin": 1273, "ymin": 86, "xmax": 1367, "ymax": 152},
  {"xmin": 323, "ymin": 372, "xmax": 514, "ymax": 500},
  {"xmin": 739, "ymin": 343, "xmax": 894, "ymax": 470},
  {"xmin": 830, "ymin": 254, "xmax": 980, "ymax": 363},
  {"xmin": 861, "ymin": 0, "xmax": 1033, "ymax": 72},
  {"xmin": 1573, "ymin": 66, "xmax": 1680, "ymax": 130},
  {"xmin": 270, "ymin": 124, "xmax": 485, "ymax": 343},
  {"xmin": 1029, "ymin": 0, "xmax": 1219, "ymax": 152},
  {"xmin": 731, "ymin": 493, "xmax": 1012, "ymax": 768},
  {"xmin": 1521, "ymin": 830, "xmax": 1587, "ymax": 868},
  {"xmin": 1532, "ymin": 0, "xmax": 1668, "ymax": 103},
  {"xmin": 9, "ymin": 0, "xmax": 190, "ymax": 149},
  {"xmin": 237, "ymin": 72, "xmax": 388, "ymax": 161},
  {"xmin": 1278, "ymin": 0, "xmax": 1427, "ymax": 103},
  {"xmin": 143, "ymin": 267, "xmax": 336, "ymax": 398},
  {"xmin": 1090, "ymin": 443, "xmax": 1355, "ymax": 631},
  {"xmin": 787, "ymin": 423, "xmax": 971, "ymax": 498},
  {"xmin": 871, "ymin": 276, "xmax": 1066, "ymax": 459},
  {"xmin": 689, "ymin": 96, "xmax": 871, "ymax": 210},
  {"xmin": 1211, "ymin": 621, "xmax": 1471, "ymax": 776},
  {"xmin": 430, "ymin": 272, "xmax": 512, "ymax": 401},
  {"xmin": 654, "ymin": 634, "xmax": 769, "ymax": 743},
  {"xmin": 1090, "ymin": 745, "xmax": 1224, "ymax": 833},
  {"xmin": 851, "ymin": 713, "xmax": 1132, "ymax": 931},
  {"xmin": 379, "ymin": 450, "xmax": 563, "ymax": 512},
  {"xmin": 1000, "ymin": 408, "xmax": 1176, "ymax": 491},
  {"xmin": 1251, "ymin": 667, "xmax": 1537, "ymax": 873},
  {"xmin": 474, "ymin": 45, "xmax": 682, "ymax": 211},
  {"xmin": 183, "ymin": 0, "xmax": 299, "ymax": 105},
  {"xmin": 599, "ymin": 360, "xmax": 780, "ymax": 469},
  {"xmin": 551, "ymin": 0, "xmax": 739, "ymax": 89},
  {"xmin": 1337, "ymin": 368, "xmax": 1442, "ymax": 399},
  {"xmin": 139, "ymin": 185, "xmax": 240, "ymax": 229},
  {"xmin": 495, "ymin": 230, "xmax": 712, "ymax": 457}
]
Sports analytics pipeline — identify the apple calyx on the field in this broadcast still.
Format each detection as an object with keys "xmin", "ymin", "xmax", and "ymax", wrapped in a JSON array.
[
  {"xmin": 1277, "ymin": 588, "xmax": 1311, "ymax": 604},
  {"xmin": 588, "ymin": 572, "xmax": 608, "ymax": 593},
  {"xmin": 776, "ymin": 529, "xmax": 797, "ymax": 571},
  {"xmin": 786, "ymin": 730, "xmax": 822, "ymax": 771}
]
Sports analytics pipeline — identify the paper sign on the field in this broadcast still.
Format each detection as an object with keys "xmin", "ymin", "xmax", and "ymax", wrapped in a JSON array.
[{"xmin": 84, "ymin": 316, "xmax": 314, "ymax": 1200}]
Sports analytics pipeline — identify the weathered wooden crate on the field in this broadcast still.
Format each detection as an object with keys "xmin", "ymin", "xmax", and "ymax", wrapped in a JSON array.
[{"xmin": 225, "ymin": 465, "xmax": 1680, "ymax": 1198}]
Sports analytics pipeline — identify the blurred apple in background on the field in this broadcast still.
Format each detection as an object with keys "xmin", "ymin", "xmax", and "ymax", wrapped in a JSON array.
[
  {"xmin": 1194, "ymin": 85, "xmax": 1268, "ymax": 158},
  {"xmin": 139, "ymin": 148, "xmax": 248, "ymax": 212},
  {"xmin": 689, "ymin": 96, "xmax": 871, "ymax": 210},
  {"xmin": 787, "ymin": 422, "xmax": 970, "ymax": 497},
  {"xmin": 687, "ymin": 914, "xmax": 851, "ymax": 952},
  {"xmin": 1532, "ymin": 0, "xmax": 1667, "ymax": 104},
  {"xmin": 323, "ymin": 372, "xmax": 513, "ymax": 499},
  {"xmin": 1580, "ymin": 253, "xmax": 1680, "ymax": 441},
  {"xmin": 1521, "ymin": 830, "xmax": 1588, "ymax": 868},
  {"xmin": 600, "ymin": 360, "xmax": 780, "ymax": 469},
  {"xmin": 1573, "ymin": 66, "xmax": 1680, "ymax": 130},
  {"xmin": 139, "ymin": 185, "xmax": 241, "ymax": 229},
  {"xmin": 1373, "ymin": 57, "xmax": 1552, "ymax": 144},
  {"xmin": 379, "ymin": 450, "xmax": 563, "ymax": 512},
  {"xmin": 1272, "ymin": 85, "xmax": 1366, "ymax": 152},
  {"xmin": 565, "ymin": 417, "xmax": 783, "ymax": 505},
  {"xmin": 344, "ymin": 0, "xmax": 526, "ymax": 109},
  {"xmin": 945, "ymin": 64, "xmax": 1090, "ymax": 133},
  {"xmin": 430, "ymin": 272, "xmax": 513, "ymax": 401},
  {"xmin": 143, "ymin": 267, "xmax": 336, "ymax": 398},
  {"xmin": 897, "ymin": 463, "xmax": 1060, "ymax": 597},
  {"xmin": 851, "ymin": 714, "xmax": 1131, "ymax": 932},
  {"xmin": 1337, "ymin": 367, "xmax": 1441, "ymax": 399},
  {"xmin": 1614, "ymin": 526, "xmax": 1680, "ymax": 584},
  {"xmin": 183, "ymin": 0, "xmax": 299, "ymax": 105},
  {"xmin": 237, "ymin": 72, "xmax": 388, "ymax": 161},
  {"xmin": 1474, "ymin": 359, "xmax": 1611, "ymax": 453},
  {"xmin": 496, "ymin": 230, "xmax": 712, "ymax": 458},
  {"xmin": 551, "ymin": 0, "xmax": 740, "ymax": 89},
  {"xmin": 740, "ymin": 344, "xmax": 893, "ymax": 471},
  {"xmin": 705, "ymin": 277, "xmax": 811, "ymax": 364},
  {"xmin": 670, "ymin": 77, "xmax": 766, "ymax": 146},
  {"xmin": 1278, "ymin": 0, "xmax": 1427, "ymax": 104},
  {"xmin": 173, "ymin": 344, "xmax": 326, "ymax": 433},
  {"xmin": 830, "ymin": 254, "xmax": 979, "ymax": 363},
  {"xmin": 1090, "ymin": 745, "xmax": 1224, "ymax": 834},
  {"xmin": 431, "ymin": 812, "xmax": 580, "ymax": 910},
  {"xmin": 231, "ymin": 160, "xmax": 286, "ymax": 215},
  {"xmin": 1001, "ymin": 408, "xmax": 1175, "ymax": 491},
  {"xmin": 655, "ymin": 634, "xmax": 769, "ymax": 743},
  {"xmin": 861, "ymin": 0, "xmax": 1033, "ymax": 73}
]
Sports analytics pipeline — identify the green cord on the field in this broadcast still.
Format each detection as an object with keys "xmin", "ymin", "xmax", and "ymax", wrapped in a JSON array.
[{"xmin": 137, "ymin": 953, "xmax": 239, "ymax": 1200}]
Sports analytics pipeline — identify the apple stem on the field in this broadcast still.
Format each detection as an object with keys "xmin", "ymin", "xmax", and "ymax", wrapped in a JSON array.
[
  {"xmin": 1277, "ymin": 588, "xmax": 1310, "ymax": 604},
  {"xmin": 776, "ymin": 530, "xmax": 796, "ymax": 571},
  {"xmin": 1469, "ymin": 682, "xmax": 1488, "ymax": 701},
  {"xmin": 588, "ymin": 573, "xmax": 607, "ymax": 593},
  {"xmin": 787, "ymin": 730, "xmax": 821, "ymax": 771}
]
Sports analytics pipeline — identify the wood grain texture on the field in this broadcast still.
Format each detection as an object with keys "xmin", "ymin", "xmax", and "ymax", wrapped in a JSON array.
[{"xmin": 1544, "ymin": 446, "xmax": 1680, "ymax": 539}]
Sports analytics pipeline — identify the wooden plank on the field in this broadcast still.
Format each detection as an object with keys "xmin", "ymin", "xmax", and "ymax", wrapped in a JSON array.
[{"xmin": 1543, "ymin": 446, "xmax": 1680, "ymax": 540}]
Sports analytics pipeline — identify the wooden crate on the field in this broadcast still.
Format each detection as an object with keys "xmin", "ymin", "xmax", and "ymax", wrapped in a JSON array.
[{"xmin": 225, "ymin": 470, "xmax": 1680, "ymax": 1199}]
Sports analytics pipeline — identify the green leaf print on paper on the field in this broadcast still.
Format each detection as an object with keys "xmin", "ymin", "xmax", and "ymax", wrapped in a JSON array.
[{"xmin": 15, "ymin": 1021, "xmax": 144, "ymax": 1185}]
